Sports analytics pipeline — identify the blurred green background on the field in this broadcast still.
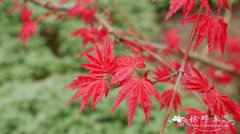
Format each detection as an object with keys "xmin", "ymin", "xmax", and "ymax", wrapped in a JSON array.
[{"xmin": 0, "ymin": 0, "xmax": 228, "ymax": 134}]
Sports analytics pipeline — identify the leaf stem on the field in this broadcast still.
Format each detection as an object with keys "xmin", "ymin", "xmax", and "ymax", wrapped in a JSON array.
[
  {"xmin": 152, "ymin": 71, "xmax": 178, "ymax": 84},
  {"xmin": 160, "ymin": 5, "xmax": 203, "ymax": 134},
  {"xmin": 134, "ymin": 68, "xmax": 143, "ymax": 78}
]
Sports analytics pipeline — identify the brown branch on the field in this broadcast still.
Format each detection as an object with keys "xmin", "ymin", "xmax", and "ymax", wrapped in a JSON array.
[{"xmin": 29, "ymin": 0, "xmax": 239, "ymax": 77}]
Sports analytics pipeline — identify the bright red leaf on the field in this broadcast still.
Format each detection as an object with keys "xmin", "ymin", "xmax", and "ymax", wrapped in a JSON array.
[
  {"xmin": 20, "ymin": 21, "xmax": 37, "ymax": 42},
  {"xmin": 65, "ymin": 73, "xmax": 108, "ymax": 111},
  {"xmin": 112, "ymin": 71, "xmax": 161, "ymax": 125},
  {"xmin": 20, "ymin": 7, "xmax": 32, "ymax": 21},
  {"xmin": 165, "ymin": 0, "xmax": 213, "ymax": 21},
  {"xmin": 163, "ymin": 28, "xmax": 183, "ymax": 54},
  {"xmin": 159, "ymin": 89, "xmax": 182, "ymax": 113},
  {"xmin": 81, "ymin": 36, "xmax": 116, "ymax": 74},
  {"xmin": 153, "ymin": 63, "xmax": 171, "ymax": 82},
  {"xmin": 182, "ymin": 0, "xmax": 196, "ymax": 22},
  {"xmin": 182, "ymin": 67, "xmax": 215, "ymax": 93},
  {"xmin": 204, "ymin": 92, "xmax": 240, "ymax": 118},
  {"xmin": 186, "ymin": 14, "xmax": 227, "ymax": 54},
  {"xmin": 110, "ymin": 55, "xmax": 146, "ymax": 85},
  {"xmin": 217, "ymin": 0, "xmax": 231, "ymax": 13},
  {"xmin": 165, "ymin": 0, "xmax": 188, "ymax": 21}
]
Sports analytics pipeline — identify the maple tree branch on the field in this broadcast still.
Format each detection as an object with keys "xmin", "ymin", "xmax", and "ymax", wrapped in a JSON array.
[
  {"xmin": 29, "ymin": 0, "xmax": 239, "ymax": 77},
  {"xmin": 160, "ymin": 6, "xmax": 204, "ymax": 134}
]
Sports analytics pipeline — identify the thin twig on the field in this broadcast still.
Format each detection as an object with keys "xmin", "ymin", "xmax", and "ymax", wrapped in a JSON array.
[{"xmin": 152, "ymin": 72, "xmax": 178, "ymax": 84}]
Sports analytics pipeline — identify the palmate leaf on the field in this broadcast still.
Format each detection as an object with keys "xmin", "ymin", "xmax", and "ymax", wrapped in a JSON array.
[
  {"xmin": 204, "ymin": 92, "xmax": 240, "ymax": 118},
  {"xmin": 153, "ymin": 63, "xmax": 171, "ymax": 82},
  {"xmin": 182, "ymin": 67, "xmax": 215, "ymax": 93},
  {"xmin": 217, "ymin": 0, "xmax": 231, "ymax": 13},
  {"xmin": 112, "ymin": 71, "xmax": 161, "ymax": 125},
  {"xmin": 159, "ymin": 89, "xmax": 182, "ymax": 114},
  {"xmin": 81, "ymin": 36, "xmax": 116, "ymax": 74},
  {"xmin": 65, "ymin": 73, "xmax": 108, "ymax": 112},
  {"xmin": 165, "ymin": 0, "xmax": 188, "ymax": 21},
  {"xmin": 186, "ymin": 14, "xmax": 227, "ymax": 54},
  {"xmin": 165, "ymin": 0, "xmax": 214, "ymax": 21},
  {"xmin": 110, "ymin": 55, "xmax": 146, "ymax": 85}
]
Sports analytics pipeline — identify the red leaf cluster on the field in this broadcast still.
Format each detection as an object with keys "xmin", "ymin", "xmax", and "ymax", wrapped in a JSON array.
[
  {"xmin": 66, "ymin": 36, "xmax": 161, "ymax": 125},
  {"xmin": 68, "ymin": 1, "xmax": 95, "ymax": 23},
  {"xmin": 20, "ymin": 7, "xmax": 37, "ymax": 43},
  {"xmin": 72, "ymin": 27, "xmax": 108, "ymax": 46},
  {"xmin": 165, "ymin": 0, "xmax": 230, "ymax": 21},
  {"xmin": 65, "ymin": 36, "xmax": 116, "ymax": 111}
]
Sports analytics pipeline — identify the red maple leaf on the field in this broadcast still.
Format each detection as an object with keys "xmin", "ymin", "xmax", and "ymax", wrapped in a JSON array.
[
  {"xmin": 20, "ymin": 7, "xmax": 32, "ymax": 22},
  {"xmin": 72, "ymin": 26, "xmax": 107, "ymax": 45},
  {"xmin": 19, "ymin": 6, "xmax": 37, "ymax": 43},
  {"xmin": 65, "ymin": 73, "xmax": 108, "ymax": 111},
  {"xmin": 182, "ymin": 0, "xmax": 196, "ymax": 23},
  {"xmin": 68, "ymin": 2, "xmax": 84, "ymax": 17},
  {"xmin": 204, "ymin": 92, "xmax": 240, "ymax": 118},
  {"xmin": 20, "ymin": 21, "xmax": 37, "ymax": 42},
  {"xmin": 182, "ymin": 67, "xmax": 215, "ymax": 93},
  {"xmin": 153, "ymin": 63, "xmax": 171, "ymax": 82},
  {"xmin": 163, "ymin": 28, "xmax": 183, "ymax": 54},
  {"xmin": 217, "ymin": 0, "xmax": 231, "ymax": 13},
  {"xmin": 159, "ymin": 89, "xmax": 182, "ymax": 113},
  {"xmin": 81, "ymin": 36, "xmax": 116, "ymax": 74},
  {"xmin": 165, "ymin": 0, "xmax": 213, "ymax": 21},
  {"xmin": 186, "ymin": 14, "xmax": 227, "ymax": 54},
  {"xmin": 112, "ymin": 71, "xmax": 161, "ymax": 125},
  {"xmin": 165, "ymin": 0, "xmax": 188, "ymax": 21},
  {"xmin": 110, "ymin": 55, "xmax": 146, "ymax": 85},
  {"xmin": 68, "ymin": 2, "xmax": 95, "ymax": 23},
  {"xmin": 79, "ymin": 7, "xmax": 95, "ymax": 23},
  {"xmin": 72, "ymin": 27, "xmax": 97, "ymax": 45},
  {"xmin": 206, "ymin": 67, "xmax": 232, "ymax": 83}
]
